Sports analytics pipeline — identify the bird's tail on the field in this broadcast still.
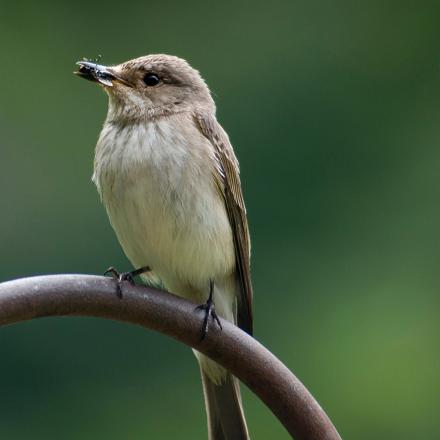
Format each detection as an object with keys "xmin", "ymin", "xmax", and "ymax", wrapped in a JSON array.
[{"xmin": 199, "ymin": 366, "xmax": 250, "ymax": 440}]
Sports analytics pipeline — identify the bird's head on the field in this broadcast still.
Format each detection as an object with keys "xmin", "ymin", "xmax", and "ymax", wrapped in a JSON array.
[{"xmin": 75, "ymin": 54, "xmax": 215, "ymax": 120}]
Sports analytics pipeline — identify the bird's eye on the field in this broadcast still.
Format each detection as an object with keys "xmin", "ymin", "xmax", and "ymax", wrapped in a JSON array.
[{"xmin": 143, "ymin": 73, "xmax": 160, "ymax": 86}]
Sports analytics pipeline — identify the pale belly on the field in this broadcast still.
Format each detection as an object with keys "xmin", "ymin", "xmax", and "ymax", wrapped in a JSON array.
[
  {"xmin": 95, "ymin": 118, "xmax": 240, "ymax": 382},
  {"xmin": 106, "ymin": 171, "xmax": 235, "ymax": 286},
  {"xmin": 94, "ymin": 119, "xmax": 235, "ymax": 295}
]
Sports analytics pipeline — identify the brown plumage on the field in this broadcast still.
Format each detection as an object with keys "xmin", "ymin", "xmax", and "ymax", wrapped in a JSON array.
[
  {"xmin": 195, "ymin": 112, "xmax": 253, "ymax": 334},
  {"xmin": 76, "ymin": 54, "xmax": 253, "ymax": 439}
]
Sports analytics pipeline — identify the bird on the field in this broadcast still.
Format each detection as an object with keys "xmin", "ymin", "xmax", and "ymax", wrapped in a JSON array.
[{"xmin": 75, "ymin": 54, "xmax": 253, "ymax": 440}]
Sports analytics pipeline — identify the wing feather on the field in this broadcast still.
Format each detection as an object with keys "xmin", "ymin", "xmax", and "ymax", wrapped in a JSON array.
[{"xmin": 194, "ymin": 112, "xmax": 253, "ymax": 335}]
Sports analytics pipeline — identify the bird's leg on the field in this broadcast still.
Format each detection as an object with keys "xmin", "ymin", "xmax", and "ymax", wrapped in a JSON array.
[
  {"xmin": 104, "ymin": 265, "xmax": 150, "ymax": 298},
  {"xmin": 196, "ymin": 280, "xmax": 222, "ymax": 340}
]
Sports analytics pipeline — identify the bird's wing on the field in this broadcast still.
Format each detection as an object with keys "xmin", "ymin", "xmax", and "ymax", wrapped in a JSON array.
[{"xmin": 194, "ymin": 111, "xmax": 253, "ymax": 335}]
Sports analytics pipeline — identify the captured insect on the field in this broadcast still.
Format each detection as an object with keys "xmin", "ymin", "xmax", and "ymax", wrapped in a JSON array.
[{"xmin": 75, "ymin": 55, "xmax": 115, "ymax": 87}]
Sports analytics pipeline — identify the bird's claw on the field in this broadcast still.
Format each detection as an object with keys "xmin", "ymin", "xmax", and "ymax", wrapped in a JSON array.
[
  {"xmin": 104, "ymin": 265, "xmax": 150, "ymax": 298},
  {"xmin": 104, "ymin": 266, "xmax": 136, "ymax": 298},
  {"xmin": 196, "ymin": 296, "xmax": 222, "ymax": 340}
]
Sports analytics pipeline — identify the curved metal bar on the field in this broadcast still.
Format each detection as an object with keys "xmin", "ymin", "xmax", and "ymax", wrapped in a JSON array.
[{"xmin": 0, "ymin": 274, "xmax": 341, "ymax": 440}]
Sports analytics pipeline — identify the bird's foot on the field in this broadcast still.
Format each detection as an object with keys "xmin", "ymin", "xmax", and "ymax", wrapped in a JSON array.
[
  {"xmin": 104, "ymin": 266, "xmax": 150, "ymax": 298},
  {"xmin": 196, "ymin": 280, "xmax": 222, "ymax": 340}
]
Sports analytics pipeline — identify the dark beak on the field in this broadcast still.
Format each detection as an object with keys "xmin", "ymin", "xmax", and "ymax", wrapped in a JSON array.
[{"xmin": 74, "ymin": 61, "xmax": 132, "ymax": 87}]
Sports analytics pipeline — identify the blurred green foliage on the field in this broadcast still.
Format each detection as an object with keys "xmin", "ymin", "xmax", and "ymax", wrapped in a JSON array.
[{"xmin": 1, "ymin": 1, "xmax": 440, "ymax": 438}]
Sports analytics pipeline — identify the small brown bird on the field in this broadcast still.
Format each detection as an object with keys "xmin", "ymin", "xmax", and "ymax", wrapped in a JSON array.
[{"xmin": 76, "ymin": 54, "xmax": 253, "ymax": 439}]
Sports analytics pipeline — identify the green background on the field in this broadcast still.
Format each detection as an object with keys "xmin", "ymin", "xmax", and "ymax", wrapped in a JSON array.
[{"xmin": 1, "ymin": 1, "xmax": 439, "ymax": 438}]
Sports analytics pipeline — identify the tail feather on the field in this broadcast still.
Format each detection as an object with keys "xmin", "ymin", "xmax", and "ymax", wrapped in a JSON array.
[{"xmin": 200, "ymin": 368, "xmax": 250, "ymax": 440}]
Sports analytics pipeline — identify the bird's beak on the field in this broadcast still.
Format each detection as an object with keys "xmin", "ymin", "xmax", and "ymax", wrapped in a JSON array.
[{"xmin": 74, "ymin": 61, "xmax": 132, "ymax": 87}]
